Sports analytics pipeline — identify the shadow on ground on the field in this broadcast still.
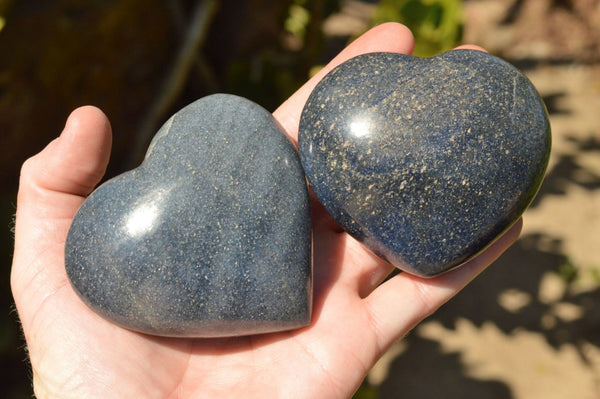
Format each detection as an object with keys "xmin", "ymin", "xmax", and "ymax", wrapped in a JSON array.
[
  {"xmin": 379, "ymin": 333, "xmax": 515, "ymax": 398},
  {"xmin": 375, "ymin": 127, "xmax": 600, "ymax": 398}
]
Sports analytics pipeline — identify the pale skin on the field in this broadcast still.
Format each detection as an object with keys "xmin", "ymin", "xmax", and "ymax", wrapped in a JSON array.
[{"xmin": 11, "ymin": 23, "xmax": 522, "ymax": 398}]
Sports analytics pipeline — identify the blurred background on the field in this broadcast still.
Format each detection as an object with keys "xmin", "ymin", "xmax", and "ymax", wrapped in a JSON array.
[{"xmin": 1, "ymin": 0, "xmax": 599, "ymax": 397}]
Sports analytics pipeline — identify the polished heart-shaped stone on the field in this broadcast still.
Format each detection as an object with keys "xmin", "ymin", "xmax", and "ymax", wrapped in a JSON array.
[
  {"xmin": 299, "ymin": 50, "xmax": 551, "ymax": 277},
  {"xmin": 66, "ymin": 94, "xmax": 312, "ymax": 337}
]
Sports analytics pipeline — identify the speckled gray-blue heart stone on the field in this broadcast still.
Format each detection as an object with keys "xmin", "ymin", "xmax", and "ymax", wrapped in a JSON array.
[
  {"xmin": 299, "ymin": 50, "xmax": 551, "ymax": 277},
  {"xmin": 65, "ymin": 94, "xmax": 312, "ymax": 337}
]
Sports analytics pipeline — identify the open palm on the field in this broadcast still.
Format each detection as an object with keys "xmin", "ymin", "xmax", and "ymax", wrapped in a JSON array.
[{"xmin": 11, "ymin": 23, "xmax": 521, "ymax": 398}]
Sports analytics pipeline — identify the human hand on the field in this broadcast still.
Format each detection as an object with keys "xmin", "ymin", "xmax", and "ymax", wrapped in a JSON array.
[{"xmin": 11, "ymin": 23, "xmax": 521, "ymax": 398}]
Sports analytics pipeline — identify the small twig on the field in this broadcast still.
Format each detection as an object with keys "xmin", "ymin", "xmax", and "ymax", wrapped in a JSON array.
[
  {"xmin": 131, "ymin": 0, "xmax": 219, "ymax": 166},
  {"xmin": 167, "ymin": 0, "xmax": 220, "ymax": 92}
]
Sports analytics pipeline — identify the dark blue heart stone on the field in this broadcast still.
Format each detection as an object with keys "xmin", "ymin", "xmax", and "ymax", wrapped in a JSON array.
[
  {"xmin": 66, "ymin": 94, "xmax": 312, "ymax": 337},
  {"xmin": 299, "ymin": 50, "xmax": 551, "ymax": 277}
]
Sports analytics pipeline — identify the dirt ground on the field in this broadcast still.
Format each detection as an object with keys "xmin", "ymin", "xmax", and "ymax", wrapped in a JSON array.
[{"xmin": 330, "ymin": 1, "xmax": 600, "ymax": 398}]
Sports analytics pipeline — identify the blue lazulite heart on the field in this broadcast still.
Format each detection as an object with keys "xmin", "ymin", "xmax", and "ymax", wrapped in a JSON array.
[
  {"xmin": 299, "ymin": 50, "xmax": 551, "ymax": 277},
  {"xmin": 66, "ymin": 94, "xmax": 312, "ymax": 337}
]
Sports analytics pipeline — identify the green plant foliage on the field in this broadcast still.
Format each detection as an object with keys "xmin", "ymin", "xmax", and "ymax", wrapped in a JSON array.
[
  {"xmin": 556, "ymin": 258, "xmax": 579, "ymax": 285},
  {"xmin": 285, "ymin": 0, "xmax": 311, "ymax": 40},
  {"xmin": 371, "ymin": 0, "xmax": 463, "ymax": 57},
  {"xmin": 590, "ymin": 267, "xmax": 600, "ymax": 284},
  {"xmin": 556, "ymin": 259, "xmax": 600, "ymax": 286},
  {"xmin": 353, "ymin": 381, "xmax": 380, "ymax": 399}
]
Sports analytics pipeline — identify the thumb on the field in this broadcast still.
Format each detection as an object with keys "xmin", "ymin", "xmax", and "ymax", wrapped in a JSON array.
[
  {"xmin": 18, "ymin": 106, "xmax": 112, "ymax": 214},
  {"xmin": 11, "ymin": 106, "xmax": 112, "ymax": 322}
]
